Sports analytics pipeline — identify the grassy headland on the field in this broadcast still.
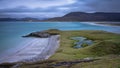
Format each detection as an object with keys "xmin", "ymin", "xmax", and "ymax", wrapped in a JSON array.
[
  {"xmin": 19, "ymin": 30, "xmax": 120, "ymax": 68},
  {"xmin": 2, "ymin": 29, "xmax": 120, "ymax": 68},
  {"xmin": 47, "ymin": 30, "xmax": 120, "ymax": 59}
]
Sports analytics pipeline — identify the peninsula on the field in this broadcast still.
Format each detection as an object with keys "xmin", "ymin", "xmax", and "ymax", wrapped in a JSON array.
[{"xmin": 0, "ymin": 29, "xmax": 120, "ymax": 68}]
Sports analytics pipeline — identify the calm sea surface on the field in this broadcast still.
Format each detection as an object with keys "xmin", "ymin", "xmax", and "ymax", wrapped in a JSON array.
[{"xmin": 0, "ymin": 21, "xmax": 120, "ymax": 56}]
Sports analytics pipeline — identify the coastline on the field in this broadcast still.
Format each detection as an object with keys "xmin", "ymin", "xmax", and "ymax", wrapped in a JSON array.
[
  {"xmin": 0, "ymin": 35, "xmax": 60, "ymax": 64},
  {"xmin": 81, "ymin": 22, "xmax": 120, "ymax": 26},
  {"xmin": 0, "ymin": 30, "xmax": 120, "ymax": 68},
  {"xmin": 94, "ymin": 22, "xmax": 120, "ymax": 26}
]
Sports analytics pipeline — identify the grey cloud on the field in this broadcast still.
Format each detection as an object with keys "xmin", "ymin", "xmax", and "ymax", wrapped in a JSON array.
[
  {"xmin": 78, "ymin": 0, "xmax": 120, "ymax": 12},
  {"xmin": 1, "ymin": 0, "xmax": 120, "ymax": 12},
  {"xmin": 0, "ymin": 0, "xmax": 120, "ymax": 18},
  {"xmin": 0, "ymin": 6, "xmax": 64, "ymax": 13}
]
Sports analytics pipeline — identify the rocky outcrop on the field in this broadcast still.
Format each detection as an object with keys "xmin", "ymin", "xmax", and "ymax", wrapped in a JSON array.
[
  {"xmin": 23, "ymin": 31, "xmax": 59, "ymax": 38},
  {"xmin": 23, "ymin": 31, "xmax": 50, "ymax": 38},
  {"xmin": 50, "ymin": 58, "xmax": 99, "ymax": 67}
]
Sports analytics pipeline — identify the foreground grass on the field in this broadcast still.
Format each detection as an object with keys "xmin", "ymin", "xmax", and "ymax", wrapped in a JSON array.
[
  {"xmin": 48, "ymin": 30, "xmax": 120, "ymax": 60},
  {"xmin": 20, "ymin": 55, "xmax": 120, "ymax": 68}
]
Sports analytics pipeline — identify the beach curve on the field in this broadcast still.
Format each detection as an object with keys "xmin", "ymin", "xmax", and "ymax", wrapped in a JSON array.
[{"xmin": 0, "ymin": 35, "xmax": 60, "ymax": 63}]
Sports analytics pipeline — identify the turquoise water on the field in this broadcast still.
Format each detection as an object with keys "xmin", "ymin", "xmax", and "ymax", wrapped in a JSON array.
[{"xmin": 0, "ymin": 21, "xmax": 120, "ymax": 55}]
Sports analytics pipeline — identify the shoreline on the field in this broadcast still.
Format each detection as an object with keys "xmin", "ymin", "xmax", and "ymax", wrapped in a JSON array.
[
  {"xmin": 0, "ymin": 30, "xmax": 120, "ymax": 68},
  {"xmin": 94, "ymin": 22, "xmax": 120, "ymax": 26},
  {"xmin": 78, "ymin": 22, "xmax": 120, "ymax": 34},
  {"xmin": 0, "ymin": 35, "xmax": 60, "ymax": 64},
  {"xmin": 81, "ymin": 22, "xmax": 120, "ymax": 27}
]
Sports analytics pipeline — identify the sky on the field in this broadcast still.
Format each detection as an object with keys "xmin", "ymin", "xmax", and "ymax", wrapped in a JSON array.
[{"xmin": 0, "ymin": 0, "xmax": 120, "ymax": 18}]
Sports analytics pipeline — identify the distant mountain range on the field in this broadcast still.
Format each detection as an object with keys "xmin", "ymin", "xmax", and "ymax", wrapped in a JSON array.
[
  {"xmin": 0, "ymin": 12, "xmax": 120, "ymax": 22},
  {"xmin": 0, "ymin": 17, "xmax": 47, "ymax": 21},
  {"xmin": 43, "ymin": 12, "xmax": 120, "ymax": 21}
]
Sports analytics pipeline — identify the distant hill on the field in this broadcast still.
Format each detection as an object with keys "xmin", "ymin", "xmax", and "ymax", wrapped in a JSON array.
[
  {"xmin": 21, "ymin": 17, "xmax": 41, "ymax": 21},
  {"xmin": 43, "ymin": 12, "xmax": 120, "ymax": 21},
  {"xmin": 0, "ymin": 17, "xmax": 46, "ymax": 21},
  {"xmin": 0, "ymin": 18, "xmax": 20, "ymax": 21},
  {"xmin": 1, "ymin": 12, "xmax": 120, "ymax": 22}
]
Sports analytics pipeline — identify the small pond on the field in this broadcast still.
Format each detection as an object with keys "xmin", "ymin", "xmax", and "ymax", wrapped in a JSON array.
[{"xmin": 71, "ymin": 37, "xmax": 93, "ymax": 48}]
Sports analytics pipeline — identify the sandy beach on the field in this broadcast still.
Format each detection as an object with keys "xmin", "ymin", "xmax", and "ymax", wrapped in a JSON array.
[
  {"xmin": 0, "ymin": 35, "xmax": 60, "ymax": 63},
  {"xmin": 94, "ymin": 22, "xmax": 120, "ymax": 26}
]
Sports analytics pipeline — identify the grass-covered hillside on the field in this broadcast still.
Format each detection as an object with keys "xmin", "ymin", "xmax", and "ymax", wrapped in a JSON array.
[
  {"xmin": 48, "ymin": 30, "xmax": 120, "ymax": 60},
  {"xmin": 21, "ymin": 30, "xmax": 120, "ymax": 68},
  {"xmin": 4, "ymin": 30, "xmax": 120, "ymax": 68}
]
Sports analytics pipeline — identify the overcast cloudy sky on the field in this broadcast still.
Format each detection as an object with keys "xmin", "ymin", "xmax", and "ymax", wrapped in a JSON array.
[{"xmin": 0, "ymin": 0, "xmax": 120, "ymax": 18}]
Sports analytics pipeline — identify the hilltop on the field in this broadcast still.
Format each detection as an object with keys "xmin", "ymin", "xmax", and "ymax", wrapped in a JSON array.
[{"xmin": 44, "ymin": 12, "xmax": 120, "ymax": 21}]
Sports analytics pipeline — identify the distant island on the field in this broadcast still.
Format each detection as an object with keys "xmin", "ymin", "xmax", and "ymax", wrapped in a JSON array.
[
  {"xmin": 0, "ymin": 17, "xmax": 47, "ymax": 22},
  {"xmin": 0, "ymin": 12, "xmax": 120, "ymax": 22}
]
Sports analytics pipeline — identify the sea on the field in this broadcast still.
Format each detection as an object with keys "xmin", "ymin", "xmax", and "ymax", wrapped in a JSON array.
[{"xmin": 0, "ymin": 21, "xmax": 120, "ymax": 57}]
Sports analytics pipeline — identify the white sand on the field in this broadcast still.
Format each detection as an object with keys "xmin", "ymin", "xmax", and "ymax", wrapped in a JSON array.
[{"xmin": 0, "ymin": 35, "xmax": 60, "ymax": 63}]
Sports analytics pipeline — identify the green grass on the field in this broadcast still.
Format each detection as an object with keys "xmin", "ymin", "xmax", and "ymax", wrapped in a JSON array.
[
  {"xmin": 20, "ymin": 30, "xmax": 120, "ymax": 68},
  {"xmin": 47, "ymin": 30, "xmax": 120, "ymax": 60},
  {"xmin": 70, "ymin": 55, "xmax": 120, "ymax": 68}
]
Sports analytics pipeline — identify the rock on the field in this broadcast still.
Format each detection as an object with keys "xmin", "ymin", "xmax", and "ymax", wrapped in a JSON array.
[
  {"xmin": 23, "ymin": 31, "xmax": 51, "ymax": 38},
  {"xmin": 51, "ymin": 58, "xmax": 99, "ymax": 67},
  {"xmin": 22, "ymin": 29, "xmax": 60, "ymax": 38}
]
